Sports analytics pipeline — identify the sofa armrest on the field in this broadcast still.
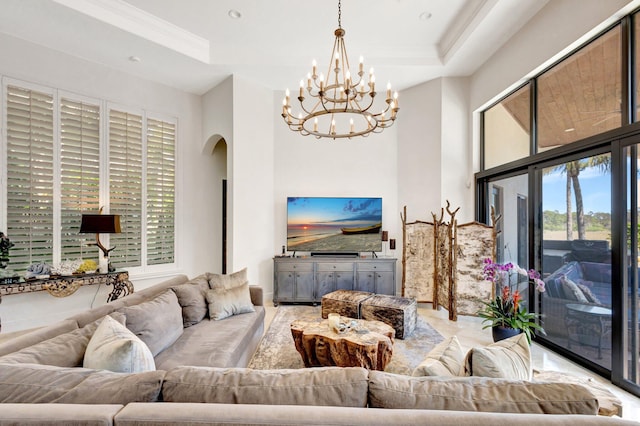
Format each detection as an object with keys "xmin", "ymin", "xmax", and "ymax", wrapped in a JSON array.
[{"xmin": 249, "ymin": 286, "xmax": 263, "ymax": 306}]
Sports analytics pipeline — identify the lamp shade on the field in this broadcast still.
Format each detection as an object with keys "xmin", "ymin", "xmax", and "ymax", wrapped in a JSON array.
[{"xmin": 79, "ymin": 214, "xmax": 121, "ymax": 234}]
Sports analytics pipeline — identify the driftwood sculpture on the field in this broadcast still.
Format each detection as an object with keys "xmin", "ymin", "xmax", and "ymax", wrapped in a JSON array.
[{"xmin": 402, "ymin": 201, "xmax": 497, "ymax": 321}]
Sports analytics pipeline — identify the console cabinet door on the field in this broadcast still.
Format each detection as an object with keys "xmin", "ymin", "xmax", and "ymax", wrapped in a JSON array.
[
  {"xmin": 355, "ymin": 271, "xmax": 376, "ymax": 293},
  {"xmin": 335, "ymin": 271, "xmax": 354, "ymax": 291},
  {"xmin": 315, "ymin": 271, "xmax": 335, "ymax": 299},
  {"xmin": 374, "ymin": 271, "xmax": 395, "ymax": 295},
  {"xmin": 294, "ymin": 270, "xmax": 314, "ymax": 301},
  {"xmin": 275, "ymin": 270, "xmax": 295, "ymax": 302}
]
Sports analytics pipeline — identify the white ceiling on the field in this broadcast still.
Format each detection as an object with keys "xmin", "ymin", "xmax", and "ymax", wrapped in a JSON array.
[{"xmin": 0, "ymin": 0, "xmax": 549, "ymax": 95}]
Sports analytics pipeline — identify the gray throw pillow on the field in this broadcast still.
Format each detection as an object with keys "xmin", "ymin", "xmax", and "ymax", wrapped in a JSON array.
[
  {"xmin": 171, "ymin": 279, "xmax": 208, "ymax": 327},
  {"xmin": 206, "ymin": 282, "xmax": 255, "ymax": 321},
  {"xmin": 119, "ymin": 290, "xmax": 184, "ymax": 356}
]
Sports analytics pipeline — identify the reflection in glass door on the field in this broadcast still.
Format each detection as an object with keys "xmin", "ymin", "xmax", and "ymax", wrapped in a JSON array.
[
  {"xmin": 623, "ymin": 144, "xmax": 640, "ymax": 386},
  {"xmin": 488, "ymin": 174, "xmax": 529, "ymax": 306},
  {"xmin": 540, "ymin": 153, "xmax": 612, "ymax": 370}
]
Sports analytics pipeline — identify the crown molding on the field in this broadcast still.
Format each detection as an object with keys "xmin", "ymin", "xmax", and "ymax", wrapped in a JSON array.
[
  {"xmin": 438, "ymin": 0, "xmax": 497, "ymax": 64},
  {"xmin": 52, "ymin": 0, "xmax": 210, "ymax": 63}
]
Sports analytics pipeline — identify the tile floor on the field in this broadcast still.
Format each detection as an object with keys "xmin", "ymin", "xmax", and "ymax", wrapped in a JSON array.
[{"xmin": 263, "ymin": 302, "xmax": 640, "ymax": 420}]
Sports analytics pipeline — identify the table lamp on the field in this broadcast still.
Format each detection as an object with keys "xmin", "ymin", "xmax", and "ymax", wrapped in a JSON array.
[{"xmin": 79, "ymin": 213, "xmax": 121, "ymax": 273}]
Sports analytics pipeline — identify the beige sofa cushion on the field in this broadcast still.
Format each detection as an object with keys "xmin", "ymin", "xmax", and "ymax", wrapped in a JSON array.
[
  {"xmin": 208, "ymin": 267, "xmax": 248, "ymax": 290},
  {"xmin": 368, "ymin": 372, "xmax": 598, "ymax": 415},
  {"xmin": 171, "ymin": 278, "xmax": 208, "ymax": 327},
  {"xmin": 162, "ymin": 366, "xmax": 369, "ymax": 407},
  {"xmin": 0, "ymin": 312, "xmax": 126, "ymax": 367},
  {"xmin": 0, "ymin": 363, "xmax": 164, "ymax": 404},
  {"xmin": 0, "ymin": 319, "xmax": 78, "ymax": 357},
  {"xmin": 412, "ymin": 336, "xmax": 464, "ymax": 377},
  {"xmin": 119, "ymin": 289, "xmax": 184, "ymax": 356},
  {"xmin": 83, "ymin": 315, "xmax": 155, "ymax": 373},
  {"xmin": 465, "ymin": 333, "xmax": 532, "ymax": 380},
  {"xmin": 206, "ymin": 282, "xmax": 255, "ymax": 321}
]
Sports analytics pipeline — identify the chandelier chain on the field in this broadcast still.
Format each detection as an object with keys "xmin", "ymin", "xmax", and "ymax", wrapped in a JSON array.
[{"xmin": 338, "ymin": 0, "xmax": 341, "ymax": 29}]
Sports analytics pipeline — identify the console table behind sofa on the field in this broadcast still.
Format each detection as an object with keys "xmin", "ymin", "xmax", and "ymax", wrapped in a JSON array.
[{"xmin": 0, "ymin": 270, "xmax": 133, "ymax": 332}]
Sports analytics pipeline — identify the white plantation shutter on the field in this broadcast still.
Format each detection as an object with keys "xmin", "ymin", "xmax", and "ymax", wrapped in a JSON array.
[
  {"xmin": 108, "ymin": 109, "xmax": 143, "ymax": 268},
  {"xmin": 146, "ymin": 118, "xmax": 175, "ymax": 265},
  {"xmin": 3, "ymin": 80, "xmax": 177, "ymax": 274},
  {"xmin": 5, "ymin": 85, "xmax": 55, "ymax": 272},
  {"xmin": 60, "ymin": 97, "xmax": 100, "ymax": 261}
]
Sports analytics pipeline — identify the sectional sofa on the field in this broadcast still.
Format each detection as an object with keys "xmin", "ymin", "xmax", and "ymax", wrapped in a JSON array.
[{"xmin": 0, "ymin": 271, "xmax": 637, "ymax": 425}]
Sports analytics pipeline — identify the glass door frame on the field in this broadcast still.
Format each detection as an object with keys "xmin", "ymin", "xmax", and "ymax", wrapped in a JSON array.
[{"xmin": 612, "ymin": 135, "xmax": 640, "ymax": 395}]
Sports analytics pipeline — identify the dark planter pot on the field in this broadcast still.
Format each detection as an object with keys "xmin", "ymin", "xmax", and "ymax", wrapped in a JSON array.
[{"xmin": 492, "ymin": 325, "xmax": 523, "ymax": 342}]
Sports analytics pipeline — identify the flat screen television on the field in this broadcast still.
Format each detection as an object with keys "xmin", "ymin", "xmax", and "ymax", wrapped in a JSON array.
[{"xmin": 286, "ymin": 197, "xmax": 382, "ymax": 253}]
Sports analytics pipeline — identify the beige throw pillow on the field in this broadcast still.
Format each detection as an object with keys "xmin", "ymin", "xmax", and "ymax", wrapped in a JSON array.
[
  {"xmin": 206, "ymin": 282, "xmax": 255, "ymax": 321},
  {"xmin": 412, "ymin": 336, "xmax": 464, "ymax": 377},
  {"xmin": 119, "ymin": 289, "xmax": 184, "ymax": 356},
  {"xmin": 83, "ymin": 315, "xmax": 155, "ymax": 373},
  {"xmin": 465, "ymin": 333, "xmax": 532, "ymax": 380},
  {"xmin": 208, "ymin": 267, "xmax": 248, "ymax": 290},
  {"xmin": 561, "ymin": 276, "xmax": 589, "ymax": 303}
]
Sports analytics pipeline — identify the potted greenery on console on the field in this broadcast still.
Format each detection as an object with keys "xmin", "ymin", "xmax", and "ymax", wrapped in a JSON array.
[{"xmin": 478, "ymin": 258, "xmax": 546, "ymax": 343}]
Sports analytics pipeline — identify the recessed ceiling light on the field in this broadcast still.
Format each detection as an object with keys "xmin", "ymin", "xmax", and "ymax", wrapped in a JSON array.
[
  {"xmin": 228, "ymin": 9, "xmax": 242, "ymax": 19},
  {"xmin": 419, "ymin": 12, "xmax": 432, "ymax": 21},
  {"xmin": 128, "ymin": 55, "xmax": 141, "ymax": 62}
]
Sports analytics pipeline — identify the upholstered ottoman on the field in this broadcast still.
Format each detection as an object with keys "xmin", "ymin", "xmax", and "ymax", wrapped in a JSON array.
[
  {"xmin": 321, "ymin": 290, "xmax": 373, "ymax": 319},
  {"xmin": 360, "ymin": 294, "xmax": 417, "ymax": 339}
]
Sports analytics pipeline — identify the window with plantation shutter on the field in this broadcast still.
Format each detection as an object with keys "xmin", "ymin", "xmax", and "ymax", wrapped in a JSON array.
[
  {"xmin": 60, "ymin": 98, "xmax": 100, "ymax": 261},
  {"xmin": 3, "ymin": 79, "xmax": 177, "ymax": 274},
  {"xmin": 146, "ymin": 118, "xmax": 175, "ymax": 265},
  {"xmin": 108, "ymin": 109, "xmax": 143, "ymax": 268},
  {"xmin": 5, "ymin": 85, "xmax": 55, "ymax": 272}
]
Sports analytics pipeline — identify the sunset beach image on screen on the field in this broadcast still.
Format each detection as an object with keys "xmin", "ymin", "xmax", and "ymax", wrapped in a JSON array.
[{"xmin": 286, "ymin": 197, "xmax": 382, "ymax": 252}]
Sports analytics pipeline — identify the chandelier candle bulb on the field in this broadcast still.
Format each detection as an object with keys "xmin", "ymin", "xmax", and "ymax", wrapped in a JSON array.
[
  {"xmin": 387, "ymin": 82, "xmax": 391, "ymax": 99},
  {"xmin": 312, "ymin": 59, "xmax": 317, "ymax": 77},
  {"xmin": 359, "ymin": 56, "xmax": 364, "ymax": 73},
  {"xmin": 350, "ymin": 118, "xmax": 354, "ymax": 133}
]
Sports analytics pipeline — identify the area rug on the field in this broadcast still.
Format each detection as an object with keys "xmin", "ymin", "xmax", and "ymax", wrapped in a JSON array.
[{"xmin": 248, "ymin": 305, "xmax": 444, "ymax": 375}]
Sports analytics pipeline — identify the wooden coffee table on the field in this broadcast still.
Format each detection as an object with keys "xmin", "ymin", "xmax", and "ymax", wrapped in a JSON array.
[{"xmin": 290, "ymin": 316, "xmax": 394, "ymax": 370}]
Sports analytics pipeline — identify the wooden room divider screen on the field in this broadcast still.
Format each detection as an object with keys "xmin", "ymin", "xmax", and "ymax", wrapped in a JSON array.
[{"xmin": 401, "ymin": 201, "xmax": 498, "ymax": 321}]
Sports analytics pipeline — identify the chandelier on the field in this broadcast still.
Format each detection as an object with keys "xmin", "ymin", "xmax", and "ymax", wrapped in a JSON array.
[{"xmin": 281, "ymin": 0, "xmax": 399, "ymax": 139}]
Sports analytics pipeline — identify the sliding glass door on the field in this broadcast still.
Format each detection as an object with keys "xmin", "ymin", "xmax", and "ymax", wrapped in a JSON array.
[{"xmin": 538, "ymin": 152, "xmax": 612, "ymax": 370}]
